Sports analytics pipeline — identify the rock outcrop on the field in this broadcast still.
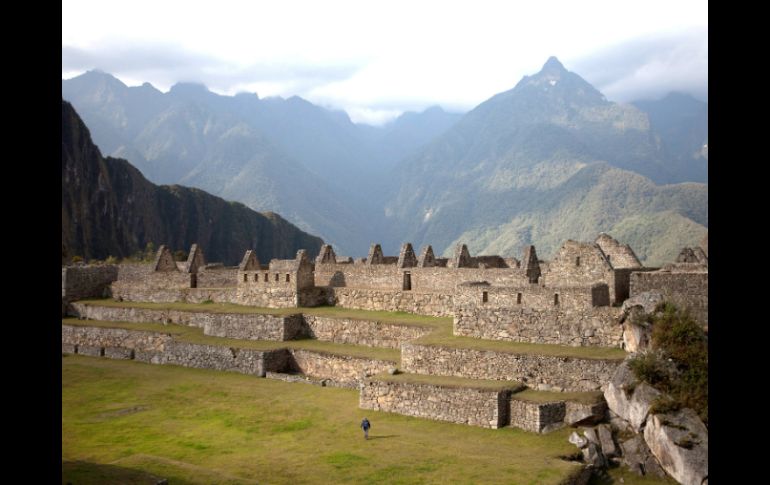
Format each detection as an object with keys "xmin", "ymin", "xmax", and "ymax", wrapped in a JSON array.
[{"xmin": 644, "ymin": 410, "xmax": 708, "ymax": 485}]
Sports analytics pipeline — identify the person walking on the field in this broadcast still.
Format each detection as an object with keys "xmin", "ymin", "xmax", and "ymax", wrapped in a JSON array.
[{"xmin": 360, "ymin": 417, "xmax": 371, "ymax": 440}]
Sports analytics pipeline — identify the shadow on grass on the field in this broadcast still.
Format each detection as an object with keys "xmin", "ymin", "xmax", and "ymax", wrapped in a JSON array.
[
  {"xmin": 62, "ymin": 460, "xmax": 178, "ymax": 485},
  {"xmin": 367, "ymin": 435, "xmax": 399, "ymax": 440}
]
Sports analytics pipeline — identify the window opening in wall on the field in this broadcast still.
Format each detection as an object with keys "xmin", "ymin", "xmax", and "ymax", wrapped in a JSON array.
[
  {"xmin": 264, "ymin": 273, "xmax": 268, "ymax": 282},
  {"xmin": 243, "ymin": 274, "xmax": 248, "ymax": 282},
  {"xmin": 254, "ymin": 273, "xmax": 259, "ymax": 282},
  {"xmin": 554, "ymin": 293, "xmax": 559, "ymax": 306},
  {"xmin": 275, "ymin": 273, "xmax": 279, "ymax": 282},
  {"xmin": 403, "ymin": 272, "xmax": 412, "ymax": 291},
  {"xmin": 286, "ymin": 274, "xmax": 291, "ymax": 282},
  {"xmin": 576, "ymin": 256, "xmax": 580, "ymax": 266},
  {"xmin": 607, "ymin": 254, "xmax": 611, "ymax": 263},
  {"xmin": 190, "ymin": 273, "xmax": 197, "ymax": 288},
  {"xmin": 482, "ymin": 291, "xmax": 488, "ymax": 303},
  {"xmin": 517, "ymin": 293, "xmax": 522, "ymax": 304}
]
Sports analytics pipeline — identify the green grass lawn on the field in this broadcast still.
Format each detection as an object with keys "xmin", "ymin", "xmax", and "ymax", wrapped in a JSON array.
[
  {"xmin": 370, "ymin": 372, "xmax": 525, "ymax": 392},
  {"xmin": 64, "ymin": 355, "xmax": 586, "ymax": 484}
]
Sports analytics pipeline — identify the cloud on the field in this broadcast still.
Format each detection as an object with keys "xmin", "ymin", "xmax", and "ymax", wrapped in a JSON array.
[
  {"xmin": 62, "ymin": 41, "xmax": 363, "ymax": 97},
  {"xmin": 569, "ymin": 28, "xmax": 708, "ymax": 102}
]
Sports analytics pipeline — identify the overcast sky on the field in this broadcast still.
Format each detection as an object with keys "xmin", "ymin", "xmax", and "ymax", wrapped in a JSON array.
[{"xmin": 62, "ymin": 0, "xmax": 707, "ymax": 125}]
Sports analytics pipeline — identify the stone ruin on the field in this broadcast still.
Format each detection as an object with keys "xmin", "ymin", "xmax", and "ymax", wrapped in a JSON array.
[{"xmin": 61, "ymin": 232, "xmax": 708, "ymax": 484}]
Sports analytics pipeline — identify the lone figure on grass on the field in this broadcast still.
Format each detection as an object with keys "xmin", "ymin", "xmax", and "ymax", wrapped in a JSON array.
[{"xmin": 360, "ymin": 417, "xmax": 371, "ymax": 440}]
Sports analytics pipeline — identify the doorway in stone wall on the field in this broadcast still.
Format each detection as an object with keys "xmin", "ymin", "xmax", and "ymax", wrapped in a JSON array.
[
  {"xmin": 190, "ymin": 273, "xmax": 197, "ymax": 288},
  {"xmin": 403, "ymin": 272, "xmax": 412, "ymax": 291}
]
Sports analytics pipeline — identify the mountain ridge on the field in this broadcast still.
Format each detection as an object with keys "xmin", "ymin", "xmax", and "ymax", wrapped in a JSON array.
[{"xmin": 62, "ymin": 99, "xmax": 324, "ymax": 265}]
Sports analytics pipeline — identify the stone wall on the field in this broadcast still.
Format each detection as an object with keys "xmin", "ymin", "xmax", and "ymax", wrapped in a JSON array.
[
  {"xmin": 545, "ymin": 241, "xmax": 613, "ymax": 287},
  {"xmin": 288, "ymin": 349, "xmax": 395, "ymax": 388},
  {"xmin": 69, "ymin": 303, "xmax": 305, "ymax": 341},
  {"xmin": 314, "ymin": 263, "xmax": 531, "ymax": 293},
  {"xmin": 455, "ymin": 284, "xmax": 605, "ymax": 312},
  {"xmin": 235, "ymin": 284, "xmax": 298, "ymax": 308},
  {"xmin": 203, "ymin": 314, "xmax": 306, "ymax": 341},
  {"xmin": 453, "ymin": 307, "xmax": 622, "ymax": 347},
  {"xmin": 62, "ymin": 324, "xmax": 292, "ymax": 377},
  {"xmin": 62, "ymin": 265, "xmax": 118, "ymax": 301},
  {"xmin": 197, "ymin": 267, "xmax": 238, "ymax": 288},
  {"xmin": 453, "ymin": 285, "xmax": 622, "ymax": 347},
  {"xmin": 359, "ymin": 379, "xmax": 510, "ymax": 428},
  {"xmin": 328, "ymin": 287, "xmax": 454, "ymax": 317},
  {"xmin": 509, "ymin": 398, "xmax": 566, "ymax": 433},
  {"xmin": 303, "ymin": 315, "xmax": 432, "ymax": 348},
  {"xmin": 62, "ymin": 324, "xmax": 172, "ymax": 351},
  {"xmin": 630, "ymin": 271, "xmax": 708, "ymax": 326},
  {"xmin": 595, "ymin": 234, "xmax": 642, "ymax": 269},
  {"xmin": 109, "ymin": 286, "xmax": 238, "ymax": 304},
  {"xmin": 401, "ymin": 343, "xmax": 622, "ymax": 392},
  {"xmin": 115, "ymin": 263, "xmax": 153, "ymax": 282},
  {"xmin": 157, "ymin": 341, "xmax": 284, "ymax": 376}
]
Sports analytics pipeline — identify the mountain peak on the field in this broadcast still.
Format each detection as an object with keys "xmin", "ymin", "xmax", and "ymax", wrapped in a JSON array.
[{"xmin": 540, "ymin": 56, "xmax": 566, "ymax": 75}]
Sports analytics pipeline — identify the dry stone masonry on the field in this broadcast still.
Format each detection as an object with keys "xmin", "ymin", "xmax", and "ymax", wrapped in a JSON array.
[{"xmin": 62, "ymin": 233, "xmax": 707, "ymax": 485}]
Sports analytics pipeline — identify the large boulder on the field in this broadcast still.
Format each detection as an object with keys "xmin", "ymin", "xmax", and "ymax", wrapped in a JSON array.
[
  {"xmin": 621, "ymin": 291, "xmax": 664, "ymax": 317},
  {"xmin": 565, "ymin": 400, "xmax": 607, "ymax": 427},
  {"xmin": 644, "ymin": 409, "xmax": 708, "ymax": 485},
  {"xmin": 597, "ymin": 424, "xmax": 618, "ymax": 458},
  {"xmin": 620, "ymin": 435, "xmax": 666, "ymax": 478},
  {"xmin": 581, "ymin": 441, "xmax": 607, "ymax": 468},
  {"xmin": 620, "ymin": 291, "xmax": 663, "ymax": 352},
  {"xmin": 604, "ymin": 360, "xmax": 662, "ymax": 432}
]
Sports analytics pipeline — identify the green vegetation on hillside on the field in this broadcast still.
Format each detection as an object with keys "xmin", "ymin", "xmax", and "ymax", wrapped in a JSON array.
[{"xmin": 628, "ymin": 303, "xmax": 708, "ymax": 424}]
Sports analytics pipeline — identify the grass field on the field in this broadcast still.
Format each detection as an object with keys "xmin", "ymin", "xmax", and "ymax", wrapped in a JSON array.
[
  {"xmin": 63, "ymin": 355, "xmax": 582, "ymax": 484},
  {"xmin": 62, "ymin": 355, "xmax": 675, "ymax": 485}
]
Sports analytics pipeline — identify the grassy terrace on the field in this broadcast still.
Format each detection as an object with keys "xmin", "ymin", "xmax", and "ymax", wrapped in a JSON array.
[
  {"xmin": 370, "ymin": 372, "xmax": 526, "ymax": 392},
  {"xmin": 512, "ymin": 389, "xmax": 605, "ymax": 405},
  {"xmin": 62, "ymin": 318, "xmax": 400, "ymax": 363},
  {"xmin": 414, "ymin": 327, "xmax": 628, "ymax": 361},
  {"xmin": 74, "ymin": 299, "xmax": 627, "ymax": 360},
  {"xmin": 75, "ymin": 299, "xmax": 451, "ymax": 328},
  {"xmin": 63, "ymin": 355, "xmax": 581, "ymax": 484}
]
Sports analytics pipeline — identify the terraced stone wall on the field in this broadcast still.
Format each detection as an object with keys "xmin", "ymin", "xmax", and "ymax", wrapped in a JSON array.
[
  {"xmin": 508, "ymin": 399, "xmax": 566, "ymax": 433},
  {"xmin": 287, "ymin": 349, "xmax": 395, "ymax": 388},
  {"xmin": 303, "ymin": 315, "xmax": 432, "ymax": 348},
  {"xmin": 359, "ymin": 380, "xmax": 510, "ymax": 428},
  {"xmin": 401, "ymin": 343, "xmax": 622, "ymax": 392},
  {"xmin": 61, "ymin": 324, "xmax": 291, "ymax": 377}
]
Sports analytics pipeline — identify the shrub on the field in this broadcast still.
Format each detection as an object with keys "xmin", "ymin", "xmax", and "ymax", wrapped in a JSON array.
[{"xmin": 629, "ymin": 303, "xmax": 708, "ymax": 426}]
